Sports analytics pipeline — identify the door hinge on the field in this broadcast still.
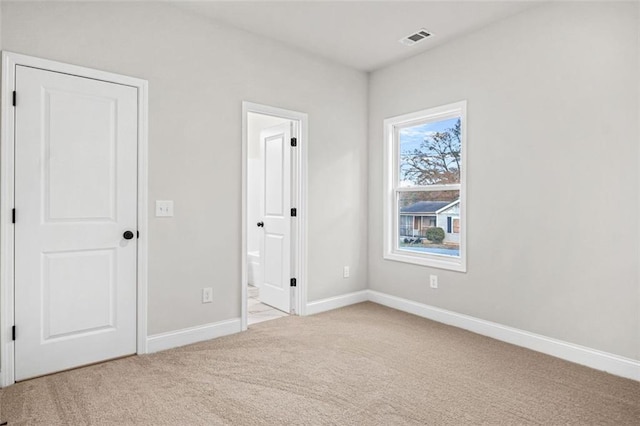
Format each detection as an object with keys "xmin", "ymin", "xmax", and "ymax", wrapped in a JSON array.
[
  {"xmin": 12, "ymin": 325, "xmax": 16, "ymax": 341},
  {"xmin": 12, "ymin": 91, "xmax": 16, "ymax": 107},
  {"xmin": 12, "ymin": 208, "xmax": 15, "ymax": 224},
  {"xmin": 291, "ymin": 137, "xmax": 297, "ymax": 147},
  {"xmin": 291, "ymin": 208, "xmax": 297, "ymax": 217},
  {"xmin": 290, "ymin": 278, "xmax": 297, "ymax": 287},
  {"xmin": 137, "ymin": 230, "xmax": 140, "ymax": 239}
]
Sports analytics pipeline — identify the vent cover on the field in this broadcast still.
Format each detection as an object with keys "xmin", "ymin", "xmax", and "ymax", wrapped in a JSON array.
[{"xmin": 400, "ymin": 29, "xmax": 432, "ymax": 46}]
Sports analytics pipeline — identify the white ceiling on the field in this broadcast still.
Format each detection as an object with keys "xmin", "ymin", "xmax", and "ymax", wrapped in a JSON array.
[{"xmin": 174, "ymin": 1, "xmax": 542, "ymax": 72}]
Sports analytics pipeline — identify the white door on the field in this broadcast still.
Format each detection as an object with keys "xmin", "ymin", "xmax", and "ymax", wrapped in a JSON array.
[
  {"xmin": 14, "ymin": 65, "xmax": 138, "ymax": 381},
  {"xmin": 258, "ymin": 123, "xmax": 292, "ymax": 313}
]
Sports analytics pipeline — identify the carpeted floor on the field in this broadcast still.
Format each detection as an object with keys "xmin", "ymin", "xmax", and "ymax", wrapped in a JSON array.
[{"xmin": 1, "ymin": 302, "xmax": 639, "ymax": 425}]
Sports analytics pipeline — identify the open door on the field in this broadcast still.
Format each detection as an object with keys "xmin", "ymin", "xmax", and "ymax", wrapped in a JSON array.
[{"xmin": 258, "ymin": 123, "xmax": 292, "ymax": 313}]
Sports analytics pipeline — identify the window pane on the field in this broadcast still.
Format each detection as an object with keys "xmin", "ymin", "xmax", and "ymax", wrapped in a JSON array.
[
  {"xmin": 399, "ymin": 117, "xmax": 461, "ymax": 187},
  {"xmin": 398, "ymin": 190, "xmax": 460, "ymax": 257}
]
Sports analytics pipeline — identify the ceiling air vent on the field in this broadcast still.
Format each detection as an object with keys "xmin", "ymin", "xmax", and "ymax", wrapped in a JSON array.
[{"xmin": 400, "ymin": 29, "xmax": 433, "ymax": 46}]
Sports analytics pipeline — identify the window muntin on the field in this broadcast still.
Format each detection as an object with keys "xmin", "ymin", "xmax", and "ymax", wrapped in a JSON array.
[{"xmin": 384, "ymin": 101, "xmax": 466, "ymax": 272}]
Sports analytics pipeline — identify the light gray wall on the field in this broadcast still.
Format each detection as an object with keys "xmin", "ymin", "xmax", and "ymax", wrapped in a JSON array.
[
  {"xmin": 2, "ymin": 1, "xmax": 368, "ymax": 334},
  {"xmin": 368, "ymin": 1, "xmax": 640, "ymax": 360},
  {"xmin": 3, "ymin": 0, "xmax": 637, "ymax": 362}
]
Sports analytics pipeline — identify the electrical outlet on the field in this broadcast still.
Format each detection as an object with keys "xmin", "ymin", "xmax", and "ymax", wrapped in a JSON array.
[
  {"xmin": 429, "ymin": 274, "xmax": 438, "ymax": 289},
  {"xmin": 343, "ymin": 266, "xmax": 350, "ymax": 278},
  {"xmin": 202, "ymin": 287, "xmax": 213, "ymax": 303}
]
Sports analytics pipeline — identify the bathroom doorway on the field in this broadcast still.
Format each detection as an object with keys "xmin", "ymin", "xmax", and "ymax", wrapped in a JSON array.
[{"xmin": 242, "ymin": 103, "xmax": 308, "ymax": 329}]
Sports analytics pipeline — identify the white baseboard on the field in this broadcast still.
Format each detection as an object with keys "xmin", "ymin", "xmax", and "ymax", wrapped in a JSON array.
[
  {"xmin": 368, "ymin": 290, "xmax": 640, "ymax": 381},
  {"xmin": 146, "ymin": 318, "xmax": 242, "ymax": 354},
  {"xmin": 306, "ymin": 290, "xmax": 369, "ymax": 315},
  {"xmin": 145, "ymin": 290, "xmax": 638, "ymax": 381}
]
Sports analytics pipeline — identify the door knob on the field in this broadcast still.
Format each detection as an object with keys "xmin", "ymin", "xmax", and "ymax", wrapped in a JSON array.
[
  {"xmin": 257, "ymin": 222, "xmax": 264, "ymax": 228},
  {"xmin": 123, "ymin": 230, "xmax": 135, "ymax": 240}
]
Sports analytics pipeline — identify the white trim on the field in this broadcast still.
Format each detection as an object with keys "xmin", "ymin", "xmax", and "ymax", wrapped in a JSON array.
[
  {"xmin": 435, "ymin": 199, "xmax": 460, "ymax": 214},
  {"xmin": 396, "ymin": 184, "xmax": 459, "ymax": 193},
  {"xmin": 303, "ymin": 288, "xmax": 640, "ymax": 380},
  {"xmin": 385, "ymin": 104, "xmax": 464, "ymax": 128},
  {"xmin": 0, "ymin": 51, "xmax": 149, "ymax": 387},
  {"xmin": 368, "ymin": 290, "xmax": 640, "ymax": 382},
  {"xmin": 241, "ymin": 102, "xmax": 309, "ymax": 331},
  {"xmin": 637, "ymin": 2, "xmax": 640, "ymax": 383},
  {"xmin": 146, "ymin": 319, "xmax": 242, "ymax": 354},
  {"xmin": 306, "ymin": 290, "xmax": 369, "ymax": 316},
  {"xmin": 383, "ymin": 100, "xmax": 467, "ymax": 273},
  {"xmin": 1, "ymin": 52, "xmax": 17, "ymax": 387},
  {"xmin": 136, "ymin": 77, "xmax": 150, "ymax": 356}
]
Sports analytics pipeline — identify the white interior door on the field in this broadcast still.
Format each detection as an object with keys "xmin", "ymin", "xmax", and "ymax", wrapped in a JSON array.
[
  {"xmin": 14, "ymin": 65, "xmax": 138, "ymax": 381},
  {"xmin": 258, "ymin": 123, "xmax": 292, "ymax": 313}
]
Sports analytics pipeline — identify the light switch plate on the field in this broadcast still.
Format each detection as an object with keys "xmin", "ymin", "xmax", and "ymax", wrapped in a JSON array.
[
  {"xmin": 155, "ymin": 200, "xmax": 174, "ymax": 217},
  {"xmin": 202, "ymin": 287, "xmax": 213, "ymax": 304}
]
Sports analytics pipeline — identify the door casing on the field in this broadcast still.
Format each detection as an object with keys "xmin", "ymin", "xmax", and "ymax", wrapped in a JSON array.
[
  {"xmin": 241, "ymin": 102, "xmax": 308, "ymax": 330},
  {"xmin": 0, "ymin": 51, "xmax": 149, "ymax": 387}
]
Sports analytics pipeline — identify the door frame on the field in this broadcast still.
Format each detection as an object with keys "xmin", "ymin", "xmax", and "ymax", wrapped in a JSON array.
[
  {"xmin": 241, "ymin": 102, "xmax": 308, "ymax": 330},
  {"xmin": 0, "ymin": 51, "xmax": 149, "ymax": 387}
]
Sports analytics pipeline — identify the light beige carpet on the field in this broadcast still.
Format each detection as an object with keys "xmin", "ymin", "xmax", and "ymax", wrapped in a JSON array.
[{"xmin": 1, "ymin": 302, "xmax": 638, "ymax": 425}]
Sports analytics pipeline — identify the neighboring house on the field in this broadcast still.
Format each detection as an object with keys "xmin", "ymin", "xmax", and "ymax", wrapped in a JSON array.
[
  {"xmin": 436, "ymin": 200, "xmax": 460, "ymax": 245},
  {"xmin": 400, "ymin": 199, "xmax": 460, "ymax": 245},
  {"xmin": 399, "ymin": 201, "xmax": 450, "ymax": 238}
]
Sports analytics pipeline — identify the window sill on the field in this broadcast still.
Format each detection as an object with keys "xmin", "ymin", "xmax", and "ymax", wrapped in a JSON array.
[{"xmin": 384, "ymin": 251, "xmax": 466, "ymax": 272}]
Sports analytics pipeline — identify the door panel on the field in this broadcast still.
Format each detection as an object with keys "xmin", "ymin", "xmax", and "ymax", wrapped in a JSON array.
[
  {"xmin": 259, "ymin": 123, "xmax": 291, "ymax": 313},
  {"xmin": 264, "ymin": 234, "xmax": 284, "ymax": 289},
  {"xmin": 43, "ymin": 248, "xmax": 116, "ymax": 340},
  {"xmin": 14, "ymin": 65, "xmax": 138, "ymax": 381},
  {"xmin": 265, "ymin": 135, "xmax": 284, "ymax": 215},
  {"xmin": 45, "ymin": 89, "xmax": 117, "ymax": 221}
]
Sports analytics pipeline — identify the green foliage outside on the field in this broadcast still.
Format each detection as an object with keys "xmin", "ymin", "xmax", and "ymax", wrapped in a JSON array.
[{"xmin": 425, "ymin": 227, "xmax": 445, "ymax": 244}]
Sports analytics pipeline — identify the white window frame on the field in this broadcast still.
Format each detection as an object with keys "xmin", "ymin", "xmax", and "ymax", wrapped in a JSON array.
[{"xmin": 383, "ymin": 101, "xmax": 467, "ymax": 272}]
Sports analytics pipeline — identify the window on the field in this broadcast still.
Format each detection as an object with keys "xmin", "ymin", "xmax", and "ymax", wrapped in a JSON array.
[
  {"xmin": 383, "ymin": 101, "xmax": 466, "ymax": 272},
  {"xmin": 452, "ymin": 218, "xmax": 460, "ymax": 234}
]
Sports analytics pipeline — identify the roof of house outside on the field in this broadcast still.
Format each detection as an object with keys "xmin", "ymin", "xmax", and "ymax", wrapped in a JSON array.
[
  {"xmin": 400, "ymin": 201, "xmax": 451, "ymax": 214},
  {"xmin": 436, "ymin": 199, "xmax": 460, "ymax": 214}
]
